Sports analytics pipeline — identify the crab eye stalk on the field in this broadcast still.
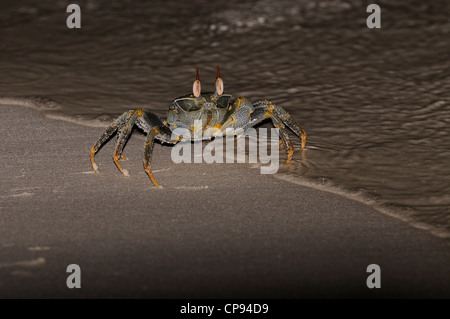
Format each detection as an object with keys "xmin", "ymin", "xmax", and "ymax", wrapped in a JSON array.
[
  {"xmin": 215, "ymin": 65, "xmax": 224, "ymax": 96},
  {"xmin": 193, "ymin": 67, "xmax": 201, "ymax": 98}
]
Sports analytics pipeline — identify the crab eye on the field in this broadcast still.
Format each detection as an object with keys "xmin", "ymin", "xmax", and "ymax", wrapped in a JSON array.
[
  {"xmin": 215, "ymin": 65, "xmax": 224, "ymax": 96},
  {"xmin": 216, "ymin": 95, "xmax": 231, "ymax": 108},
  {"xmin": 215, "ymin": 77, "xmax": 223, "ymax": 95},
  {"xmin": 175, "ymin": 98, "xmax": 202, "ymax": 112},
  {"xmin": 193, "ymin": 67, "xmax": 201, "ymax": 97}
]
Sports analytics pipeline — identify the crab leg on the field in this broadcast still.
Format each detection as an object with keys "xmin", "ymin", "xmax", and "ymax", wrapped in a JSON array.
[
  {"xmin": 112, "ymin": 109, "xmax": 144, "ymax": 176},
  {"xmin": 228, "ymin": 100, "xmax": 306, "ymax": 164},
  {"xmin": 143, "ymin": 127, "xmax": 160, "ymax": 187},
  {"xmin": 270, "ymin": 114, "xmax": 294, "ymax": 164},
  {"xmin": 244, "ymin": 104, "xmax": 294, "ymax": 164},
  {"xmin": 271, "ymin": 104, "xmax": 307, "ymax": 152},
  {"xmin": 91, "ymin": 106, "xmax": 177, "ymax": 186},
  {"xmin": 143, "ymin": 125, "xmax": 178, "ymax": 188},
  {"xmin": 254, "ymin": 101, "xmax": 306, "ymax": 152},
  {"xmin": 90, "ymin": 111, "xmax": 133, "ymax": 172}
]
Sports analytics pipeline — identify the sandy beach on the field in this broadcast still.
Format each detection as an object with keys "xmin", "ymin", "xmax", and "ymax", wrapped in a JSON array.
[{"xmin": 0, "ymin": 104, "xmax": 449, "ymax": 298}]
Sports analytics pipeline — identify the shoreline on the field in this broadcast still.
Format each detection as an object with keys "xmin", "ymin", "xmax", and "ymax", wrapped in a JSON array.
[
  {"xmin": 1, "ymin": 103, "xmax": 449, "ymax": 298},
  {"xmin": 275, "ymin": 174, "xmax": 450, "ymax": 241}
]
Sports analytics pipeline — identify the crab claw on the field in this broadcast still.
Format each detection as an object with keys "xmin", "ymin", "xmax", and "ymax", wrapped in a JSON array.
[
  {"xmin": 193, "ymin": 67, "xmax": 201, "ymax": 98},
  {"xmin": 215, "ymin": 65, "xmax": 224, "ymax": 96}
]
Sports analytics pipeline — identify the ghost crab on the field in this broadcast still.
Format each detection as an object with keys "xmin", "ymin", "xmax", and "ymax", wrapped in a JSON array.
[{"xmin": 90, "ymin": 66, "xmax": 306, "ymax": 187}]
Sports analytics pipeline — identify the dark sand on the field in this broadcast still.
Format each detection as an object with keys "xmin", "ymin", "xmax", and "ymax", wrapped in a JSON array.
[{"xmin": 0, "ymin": 104, "xmax": 449, "ymax": 298}]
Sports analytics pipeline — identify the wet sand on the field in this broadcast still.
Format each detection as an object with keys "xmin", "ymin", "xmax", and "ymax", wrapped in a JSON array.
[{"xmin": 0, "ymin": 104, "xmax": 449, "ymax": 298}]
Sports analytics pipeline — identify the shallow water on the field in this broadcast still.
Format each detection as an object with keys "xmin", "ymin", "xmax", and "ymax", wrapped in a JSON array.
[{"xmin": 1, "ymin": 0, "xmax": 449, "ymax": 237}]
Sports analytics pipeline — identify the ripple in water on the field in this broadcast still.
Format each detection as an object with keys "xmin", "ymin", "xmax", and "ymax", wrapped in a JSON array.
[{"xmin": 0, "ymin": 65, "xmax": 50, "ymax": 86}]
